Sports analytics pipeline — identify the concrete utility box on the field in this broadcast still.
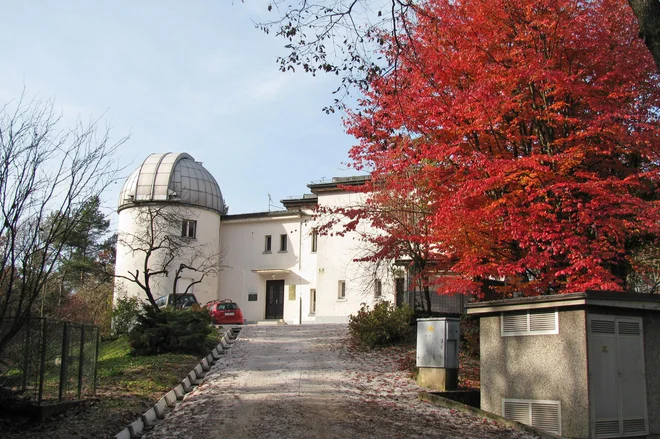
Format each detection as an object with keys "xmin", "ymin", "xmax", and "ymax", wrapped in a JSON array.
[
  {"xmin": 467, "ymin": 291, "xmax": 660, "ymax": 439},
  {"xmin": 416, "ymin": 317, "xmax": 460, "ymax": 390}
]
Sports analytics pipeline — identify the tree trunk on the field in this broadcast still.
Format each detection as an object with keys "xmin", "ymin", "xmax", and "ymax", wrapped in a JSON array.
[{"xmin": 629, "ymin": 0, "xmax": 660, "ymax": 72}]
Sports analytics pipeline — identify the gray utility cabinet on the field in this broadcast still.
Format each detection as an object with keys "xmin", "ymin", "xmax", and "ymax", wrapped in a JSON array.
[{"xmin": 416, "ymin": 317, "xmax": 460, "ymax": 368}]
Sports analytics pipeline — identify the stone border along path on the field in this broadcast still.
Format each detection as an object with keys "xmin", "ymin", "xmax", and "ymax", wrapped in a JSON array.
[
  {"xmin": 114, "ymin": 327, "xmax": 242, "ymax": 439},
  {"xmin": 138, "ymin": 324, "xmax": 540, "ymax": 439}
]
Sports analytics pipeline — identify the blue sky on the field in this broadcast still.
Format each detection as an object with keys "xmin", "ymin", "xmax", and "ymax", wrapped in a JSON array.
[{"xmin": 0, "ymin": 1, "xmax": 361, "ymax": 220}]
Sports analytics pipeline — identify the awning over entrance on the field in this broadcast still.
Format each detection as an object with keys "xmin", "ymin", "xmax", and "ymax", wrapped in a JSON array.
[{"xmin": 251, "ymin": 269, "xmax": 291, "ymax": 276}]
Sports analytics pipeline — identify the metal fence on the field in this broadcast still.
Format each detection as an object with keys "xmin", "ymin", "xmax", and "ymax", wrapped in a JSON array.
[{"xmin": 0, "ymin": 318, "xmax": 99, "ymax": 405}]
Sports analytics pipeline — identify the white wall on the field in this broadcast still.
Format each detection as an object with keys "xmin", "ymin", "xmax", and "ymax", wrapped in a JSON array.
[
  {"xmin": 312, "ymin": 191, "xmax": 396, "ymax": 323},
  {"xmin": 219, "ymin": 212, "xmax": 317, "ymax": 323},
  {"xmin": 114, "ymin": 204, "xmax": 222, "ymax": 305}
]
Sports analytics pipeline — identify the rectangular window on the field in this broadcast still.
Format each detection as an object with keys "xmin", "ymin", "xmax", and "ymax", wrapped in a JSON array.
[
  {"xmin": 374, "ymin": 279, "xmax": 382, "ymax": 298},
  {"xmin": 181, "ymin": 220, "xmax": 197, "ymax": 238},
  {"xmin": 338, "ymin": 280, "xmax": 346, "ymax": 299},
  {"xmin": 501, "ymin": 309, "xmax": 558, "ymax": 336},
  {"xmin": 310, "ymin": 289, "xmax": 316, "ymax": 314},
  {"xmin": 280, "ymin": 234, "xmax": 288, "ymax": 252},
  {"xmin": 264, "ymin": 235, "xmax": 272, "ymax": 252},
  {"xmin": 311, "ymin": 228, "xmax": 318, "ymax": 253}
]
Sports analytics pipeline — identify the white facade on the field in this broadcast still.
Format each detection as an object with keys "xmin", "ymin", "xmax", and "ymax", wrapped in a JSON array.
[
  {"xmin": 114, "ymin": 153, "xmax": 397, "ymax": 323},
  {"xmin": 115, "ymin": 205, "xmax": 222, "ymax": 305}
]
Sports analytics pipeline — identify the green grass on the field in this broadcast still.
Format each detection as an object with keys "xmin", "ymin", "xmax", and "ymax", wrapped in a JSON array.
[{"xmin": 97, "ymin": 335, "xmax": 202, "ymax": 395}]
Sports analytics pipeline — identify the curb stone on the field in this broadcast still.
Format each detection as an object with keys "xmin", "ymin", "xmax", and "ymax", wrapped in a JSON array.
[
  {"xmin": 173, "ymin": 384, "xmax": 186, "ymax": 400},
  {"xmin": 114, "ymin": 327, "xmax": 242, "ymax": 439},
  {"xmin": 181, "ymin": 376, "xmax": 193, "ymax": 393},
  {"xmin": 142, "ymin": 407, "xmax": 158, "ymax": 427},
  {"xmin": 128, "ymin": 418, "xmax": 144, "ymax": 437},
  {"xmin": 164, "ymin": 390, "xmax": 177, "ymax": 407}
]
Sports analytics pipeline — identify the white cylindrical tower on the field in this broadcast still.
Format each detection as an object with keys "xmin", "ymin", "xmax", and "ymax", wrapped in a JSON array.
[{"xmin": 114, "ymin": 153, "xmax": 226, "ymax": 306}]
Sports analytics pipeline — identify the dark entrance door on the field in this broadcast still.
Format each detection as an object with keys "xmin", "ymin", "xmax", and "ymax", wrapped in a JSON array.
[
  {"xmin": 265, "ymin": 280, "xmax": 285, "ymax": 319},
  {"xmin": 395, "ymin": 278, "xmax": 405, "ymax": 307}
]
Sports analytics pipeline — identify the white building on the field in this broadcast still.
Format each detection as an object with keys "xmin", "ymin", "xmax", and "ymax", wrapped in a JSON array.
[{"xmin": 114, "ymin": 152, "xmax": 396, "ymax": 323}]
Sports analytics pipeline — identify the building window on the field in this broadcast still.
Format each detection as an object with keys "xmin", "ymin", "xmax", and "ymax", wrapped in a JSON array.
[
  {"xmin": 374, "ymin": 279, "xmax": 382, "ymax": 298},
  {"xmin": 311, "ymin": 228, "xmax": 318, "ymax": 253},
  {"xmin": 280, "ymin": 234, "xmax": 288, "ymax": 252},
  {"xmin": 338, "ymin": 280, "xmax": 346, "ymax": 299},
  {"xmin": 181, "ymin": 220, "xmax": 197, "ymax": 238},
  {"xmin": 310, "ymin": 289, "xmax": 316, "ymax": 315},
  {"xmin": 264, "ymin": 235, "xmax": 272, "ymax": 252}
]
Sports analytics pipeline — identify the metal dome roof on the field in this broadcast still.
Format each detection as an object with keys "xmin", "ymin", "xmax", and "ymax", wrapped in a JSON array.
[{"xmin": 118, "ymin": 153, "xmax": 226, "ymax": 214}]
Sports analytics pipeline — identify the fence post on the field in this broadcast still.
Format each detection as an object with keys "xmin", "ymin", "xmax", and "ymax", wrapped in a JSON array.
[
  {"xmin": 21, "ymin": 317, "xmax": 31, "ymax": 392},
  {"xmin": 93, "ymin": 327, "xmax": 100, "ymax": 395},
  {"xmin": 58, "ymin": 323, "xmax": 69, "ymax": 403},
  {"xmin": 37, "ymin": 318, "xmax": 48, "ymax": 405},
  {"xmin": 77, "ymin": 325, "xmax": 85, "ymax": 399}
]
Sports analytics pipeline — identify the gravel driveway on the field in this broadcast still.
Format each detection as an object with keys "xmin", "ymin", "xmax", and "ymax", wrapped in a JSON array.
[{"xmin": 143, "ymin": 324, "xmax": 538, "ymax": 439}]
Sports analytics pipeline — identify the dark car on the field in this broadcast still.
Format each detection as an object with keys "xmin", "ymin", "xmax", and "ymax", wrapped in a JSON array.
[
  {"xmin": 154, "ymin": 293, "xmax": 198, "ymax": 309},
  {"xmin": 206, "ymin": 299, "xmax": 244, "ymax": 325}
]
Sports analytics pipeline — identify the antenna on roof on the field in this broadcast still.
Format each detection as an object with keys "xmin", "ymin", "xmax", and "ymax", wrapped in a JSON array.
[{"xmin": 268, "ymin": 194, "xmax": 284, "ymax": 212}]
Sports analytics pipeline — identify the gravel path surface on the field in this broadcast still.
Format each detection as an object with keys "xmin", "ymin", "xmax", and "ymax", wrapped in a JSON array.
[{"xmin": 143, "ymin": 324, "xmax": 538, "ymax": 439}]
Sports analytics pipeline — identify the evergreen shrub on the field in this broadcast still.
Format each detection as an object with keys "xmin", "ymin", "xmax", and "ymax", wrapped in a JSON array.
[
  {"xmin": 128, "ymin": 305, "xmax": 215, "ymax": 355},
  {"xmin": 348, "ymin": 301, "xmax": 413, "ymax": 348}
]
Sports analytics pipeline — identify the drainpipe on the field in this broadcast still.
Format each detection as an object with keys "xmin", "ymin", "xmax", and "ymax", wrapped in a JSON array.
[{"xmin": 298, "ymin": 209, "xmax": 303, "ymax": 325}]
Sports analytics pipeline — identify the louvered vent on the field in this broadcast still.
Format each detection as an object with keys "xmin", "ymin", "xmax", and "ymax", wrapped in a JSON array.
[
  {"xmin": 532, "ymin": 402, "xmax": 561, "ymax": 435},
  {"xmin": 503, "ymin": 399, "xmax": 561, "ymax": 436},
  {"xmin": 591, "ymin": 319, "xmax": 616, "ymax": 334},
  {"xmin": 503, "ymin": 400, "xmax": 531, "ymax": 425},
  {"xmin": 530, "ymin": 311, "xmax": 557, "ymax": 332},
  {"xmin": 618, "ymin": 321, "xmax": 641, "ymax": 336},
  {"xmin": 622, "ymin": 418, "xmax": 646, "ymax": 435},
  {"xmin": 595, "ymin": 420, "xmax": 620, "ymax": 437},
  {"xmin": 502, "ymin": 313, "xmax": 528, "ymax": 334},
  {"xmin": 502, "ymin": 309, "xmax": 558, "ymax": 336}
]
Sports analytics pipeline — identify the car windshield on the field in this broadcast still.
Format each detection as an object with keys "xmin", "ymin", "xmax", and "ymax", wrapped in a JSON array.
[{"xmin": 218, "ymin": 303, "xmax": 238, "ymax": 310}]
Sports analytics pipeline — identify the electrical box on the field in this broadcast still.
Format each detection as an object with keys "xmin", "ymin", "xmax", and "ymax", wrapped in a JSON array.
[{"xmin": 416, "ymin": 317, "xmax": 460, "ymax": 369}]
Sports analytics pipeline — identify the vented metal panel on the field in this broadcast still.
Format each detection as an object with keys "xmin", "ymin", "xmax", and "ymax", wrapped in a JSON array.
[
  {"xmin": 617, "ymin": 319, "xmax": 647, "ymax": 437},
  {"xmin": 588, "ymin": 314, "xmax": 648, "ymax": 438},
  {"xmin": 622, "ymin": 419, "xmax": 646, "ymax": 435},
  {"xmin": 529, "ymin": 311, "xmax": 557, "ymax": 332},
  {"xmin": 501, "ymin": 309, "xmax": 558, "ymax": 336},
  {"xmin": 591, "ymin": 319, "xmax": 616, "ymax": 334},
  {"xmin": 503, "ymin": 399, "xmax": 561, "ymax": 436},
  {"xmin": 532, "ymin": 402, "xmax": 561, "ymax": 435},
  {"xmin": 502, "ymin": 313, "xmax": 528, "ymax": 334},
  {"xmin": 617, "ymin": 321, "xmax": 641, "ymax": 336},
  {"xmin": 595, "ymin": 420, "xmax": 620, "ymax": 437},
  {"xmin": 503, "ymin": 400, "xmax": 531, "ymax": 425}
]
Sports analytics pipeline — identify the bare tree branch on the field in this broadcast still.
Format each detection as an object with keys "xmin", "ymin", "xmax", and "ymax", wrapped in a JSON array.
[{"xmin": 0, "ymin": 92, "xmax": 126, "ymax": 356}]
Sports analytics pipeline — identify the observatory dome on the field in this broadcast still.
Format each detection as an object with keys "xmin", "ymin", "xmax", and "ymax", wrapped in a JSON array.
[{"xmin": 118, "ymin": 153, "xmax": 226, "ymax": 214}]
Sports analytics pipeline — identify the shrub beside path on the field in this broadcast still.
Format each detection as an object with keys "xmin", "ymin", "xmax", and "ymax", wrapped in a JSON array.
[{"xmin": 143, "ymin": 324, "xmax": 538, "ymax": 439}]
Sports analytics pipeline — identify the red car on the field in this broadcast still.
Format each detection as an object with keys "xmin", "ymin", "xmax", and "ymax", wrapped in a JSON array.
[{"xmin": 206, "ymin": 299, "xmax": 244, "ymax": 325}]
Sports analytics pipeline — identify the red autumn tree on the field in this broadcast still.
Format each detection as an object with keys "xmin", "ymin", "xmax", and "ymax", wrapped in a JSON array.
[{"xmin": 345, "ymin": 0, "xmax": 660, "ymax": 297}]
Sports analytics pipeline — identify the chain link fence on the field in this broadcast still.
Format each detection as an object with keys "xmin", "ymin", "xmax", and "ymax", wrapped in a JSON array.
[{"xmin": 0, "ymin": 318, "xmax": 99, "ymax": 406}]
